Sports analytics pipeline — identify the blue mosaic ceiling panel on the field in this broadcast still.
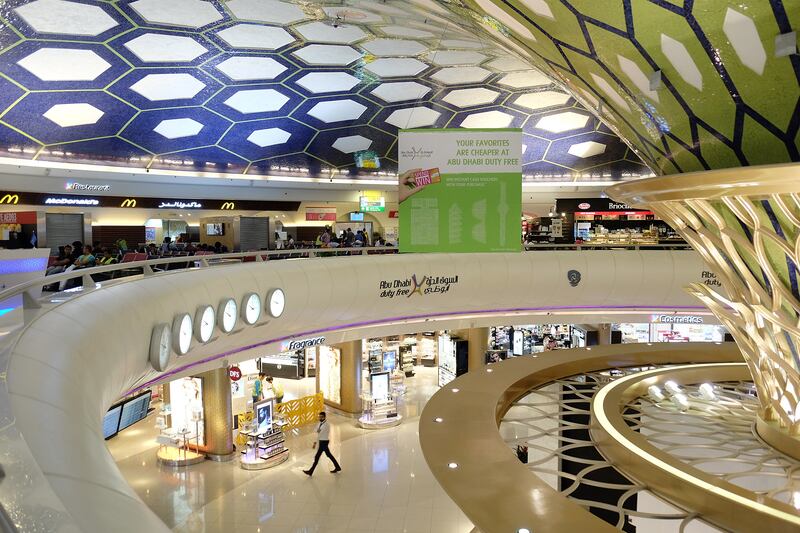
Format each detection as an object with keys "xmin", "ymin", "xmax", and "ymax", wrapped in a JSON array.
[{"xmin": 0, "ymin": 0, "xmax": 648, "ymax": 181}]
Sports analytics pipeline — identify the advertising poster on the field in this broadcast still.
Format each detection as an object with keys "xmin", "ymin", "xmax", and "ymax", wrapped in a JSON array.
[
  {"xmin": 318, "ymin": 345, "xmax": 342, "ymax": 404},
  {"xmin": 398, "ymin": 129, "xmax": 522, "ymax": 253},
  {"xmin": 371, "ymin": 372, "xmax": 390, "ymax": 402},
  {"xmin": 169, "ymin": 377, "xmax": 204, "ymax": 445},
  {"xmin": 254, "ymin": 399, "xmax": 273, "ymax": 433}
]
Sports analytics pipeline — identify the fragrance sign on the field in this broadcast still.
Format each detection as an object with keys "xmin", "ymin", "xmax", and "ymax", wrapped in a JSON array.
[{"xmin": 379, "ymin": 274, "xmax": 459, "ymax": 298}]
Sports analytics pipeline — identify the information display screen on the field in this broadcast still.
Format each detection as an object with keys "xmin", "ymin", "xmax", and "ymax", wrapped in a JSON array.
[
  {"xmin": 117, "ymin": 390, "xmax": 151, "ymax": 432},
  {"xmin": 255, "ymin": 399, "xmax": 273, "ymax": 434},
  {"xmin": 103, "ymin": 404, "xmax": 122, "ymax": 440},
  {"xmin": 382, "ymin": 351, "xmax": 396, "ymax": 372},
  {"xmin": 371, "ymin": 372, "xmax": 390, "ymax": 402}
]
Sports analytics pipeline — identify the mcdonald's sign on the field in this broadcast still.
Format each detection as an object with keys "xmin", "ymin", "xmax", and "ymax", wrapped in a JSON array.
[
  {"xmin": 221, "ymin": 201, "xmax": 235, "ymax": 210},
  {"xmin": 120, "ymin": 198, "xmax": 137, "ymax": 208},
  {"xmin": 0, "ymin": 194, "xmax": 19, "ymax": 205}
]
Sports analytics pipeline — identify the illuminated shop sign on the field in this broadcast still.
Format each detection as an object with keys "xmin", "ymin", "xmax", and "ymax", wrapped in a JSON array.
[
  {"xmin": 654, "ymin": 315, "xmax": 704, "ymax": 324},
  {"xmin": 157, "ymin": 201, "xmax": 202, "ymax": 209},
  {"xmin": 66, "ymin": 182, "xmax": 110, "ymax": 192},
  {"xmin": 45, "ymin": 197, "xmax": 100, "ymax": 206},
  {"xmin": 360, "ymin": 196, "xmax": 385, "ymax": 212},
  {"xmin": 281, "ymin": 336, "xmax": 326, "ymax": 351},
  {"xmin": 379, "ymin": 274, "xmax": 459, "ymax": 299},
  {"xmin": 556, "ymin": 198, "xmax": 649, "ymax": 213}
]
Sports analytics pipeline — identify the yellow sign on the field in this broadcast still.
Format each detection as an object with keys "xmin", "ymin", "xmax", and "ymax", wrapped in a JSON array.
[
  {"xmin": 221, "ymin": 201, "xmax": 235, "ymax": 210},
  {"xmin": 0, "ymin": 194, "xmax": 19, "ymax": 205},
  {"xmin": 120, "ymin": 198, "xmax": 137, "ymax": 208}
]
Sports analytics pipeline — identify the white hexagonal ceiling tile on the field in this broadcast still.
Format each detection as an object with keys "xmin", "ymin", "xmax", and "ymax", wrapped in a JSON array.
[
  {"xmin": 590, "ymin": 73, "xmax": 631, "ymax": 112},
  {"xmin": 660, "ymin": 33, "xmax": 703, "ymax": 91},
  {"xmin": 362, "ymin": 39, "xmax": 427, "ymax": 57},
  {"xmin": 380, "ymin": 25, "xmax": 434, "ymax": 39},
  {"xmin": 216, "ymin": 56, "xmax": 287, "ymax": 81},
  {"xmin": 124, "ymin": 33, "xmax": 208, "ymax": 63},
  {"xmin": 293, "ymin": 21, "xmax": 366, "ymax": 44},
  {"xmin": 365, "ymin": 58, "xmax": 428, "ymax": 78},
  {"xmin": 486, "ymin": 56, "xmax": 530, "ymax": 72},
  {"xmin": 332, "ymin": 135, "xmax": 372, "ymax": 154},
  {"xmin": 474, "ymin": 0, "xmax": 535, "ymax": 41},
  {"xmin": 440, "ymin": 39, "xmax": 485, "ymax": 50},
  {"xmin": 247, "ymin": 127, "xmax": 291, "ymax": 147},
  {"xmin": 386, "ymin": 107, "xmax": 441, "ymax": 129},
  {"xmin": 308, "ymin": 99, "xmax": 367, "ymax": 123},
  {"xmin": 535, "ymin": 111, "xmax": 590, "ymax": 133},
  {"xmin": 723, "ymin": 7, "xmax": 766, "ymax": 75},
  {"xmin": 130, "ymin": 73, "xmax": 206, "ymax": 101},
  {"xmin": 443, "ymin": 87, "xmax": 500, "ymax": 108},
  {"xmin": 521, "ymin": 0, "xmax": 556, "ymax": 20},
  {"xmin": 15, "ymin": 0, "xmax": 118, "ymax": 36},
  {"xmin": 130, "ymin": 0, "xmax": 222, "ymax": 29},
  {"xmin": 43, "ymin": 103, "xmax": 104, "ymax": 127},
  {"xmin": 18, "ymin": 48, "xmax": 111, "ymax": 81},
  {"xmin": 515, "ymin": 91, "xmax": 571, "ymax": 110},
  {"xmin": 296, "ymin": 72, "xmax": 360, "ymax": 94},
  {"xmin": 224, "ymin": 89, "xmax": 289, "ymax": 114},
  {"xmin": 568, "ymin": 141, "xmax": 606, "ymax": 158},
  {"xmin": 154, "ymin": 118, "xmax": 204, "ymax": 139},
  {"xmin": 217, "ymin": 24, "xmax": 295, "ymax": 50},
  {"xmin": 497, "ymin": 71, "xmax": 551, "ymax": 89},
  {"xmin": 227, "ymin": 0, "xmax": 307, "ymax": 25},
  {"xmin": 370, "ymin": 81, "xmax": 431, "ymax": 103},
  {"xmin": 617, "ymin": 55, "xmax": 659, "ymax": 102},
  {"xmin": 461, "ymin": 110, "xmax": 515, "ymax": 129},
  {"xmin": 428, "ymin": 50, "xmax": 486, "ymax": 66},
  {"xmin": 293, "ymin": 44, "xmax": 361, "ymax": 66},
  {"xmin": 323, "ymin": 6, "xmax": 383, "ymax": 24},
  {"xmin": 431, "ymin": 66, "xmax": 491, "ymax": 86}
]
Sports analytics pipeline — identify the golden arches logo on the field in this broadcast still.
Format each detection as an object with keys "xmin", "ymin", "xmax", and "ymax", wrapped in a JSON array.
[
  {"xmin": 120, "ymin": 198, "xmax": 137, "ymax": 208},
  {"xmin": 221, "ymin": 202, "xmax": 235, "ymax": 210},
  {"xmin": 0, "ymin": 194, "xmax": 19, "ymax": 205}
]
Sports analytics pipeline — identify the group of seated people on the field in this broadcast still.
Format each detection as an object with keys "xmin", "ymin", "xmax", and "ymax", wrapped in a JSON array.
[
  {"xmin": 46, "ymin": 241, "xmax": 118, "ymax": 276},
  {"xmin": 314, "ymin": 227, "xmax": 391, "ymax": 248}
]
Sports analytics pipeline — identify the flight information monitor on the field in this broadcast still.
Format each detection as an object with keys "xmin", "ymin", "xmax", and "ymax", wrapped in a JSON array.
[
  {"xmin": 102, "ymin": 404, "xmax": 122, "ymax": 440},
  {"xmin": 118, "ymin": 390, "xmax": 152, "ymax": 432}
]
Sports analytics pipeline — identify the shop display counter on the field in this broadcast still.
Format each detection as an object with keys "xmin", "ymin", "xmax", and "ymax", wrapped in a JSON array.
[
  {"xmin": 239, "ymin": 426, "xmax": 289, "ymax": 470},
  {"xmin": 156, "ymin": 428, "xmax": 205, "ymax": 466},
  {"xmin": 359, "ymin": 392, "xmax": 401, "ymax": 430}
]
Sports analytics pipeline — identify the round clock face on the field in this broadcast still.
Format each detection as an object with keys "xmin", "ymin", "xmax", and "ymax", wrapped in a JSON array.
[
  {"xmin": 218, "ymin": 298, "xmax": 237, "ymax": 333},
  {"xmin": 268, "ymin": 288, "xmax": 285, "ymax": 318},
  {"xmin": 195, "ymin": 305, "xmax": 215, "ymax": 343},
  {"xmin": 149, "ymin": 323, "xmax": 172, "ymax": 372},
  {"xmin": 242, "ymin": 293, "xmax": 261, "ymax": 325},
  {"xmin": 172, "ymin": 313, "xmax": 192, "ymax": 355}
]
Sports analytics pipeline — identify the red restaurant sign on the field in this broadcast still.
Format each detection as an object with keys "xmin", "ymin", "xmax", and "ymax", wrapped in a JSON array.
[
  {"xmin": 305, "ymin": 206, "xmax": 337, "ymax": 221},
  {"xmin": 0, "ymin": 211, "xmax": 37, "ymax": 224}
]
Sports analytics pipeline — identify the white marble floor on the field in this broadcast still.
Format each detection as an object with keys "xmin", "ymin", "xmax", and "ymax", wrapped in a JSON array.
[{"xmin": 109, "ymin": 367, "xmax": 474, "ymax": 533}]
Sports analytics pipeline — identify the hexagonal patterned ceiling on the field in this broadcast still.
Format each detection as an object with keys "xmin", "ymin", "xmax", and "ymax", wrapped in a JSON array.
[
  {"xmin": 467, "ymin": 0, "xmax": 800, "ymax": 175},
  {"xmin": 0, "ymin": 0, "xmax": 649, "ymax": 181}
]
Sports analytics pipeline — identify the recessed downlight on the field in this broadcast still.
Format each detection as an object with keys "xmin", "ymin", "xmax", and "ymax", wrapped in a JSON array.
[
  {"xmin": 434, "ymin": 417, "xmax": 443, "ymax": 423},
  {"xmin": 447, "ymin": 462, "xmax": 458, "ymax": 469}
]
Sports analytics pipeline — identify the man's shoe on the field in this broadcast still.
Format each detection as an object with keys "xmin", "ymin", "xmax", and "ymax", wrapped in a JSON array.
[
  {"xmin": 303, "ymin": 469, "xmax": 313, "ymax": 476},
  {"xmin": 330, "ymin": 468, "xmax": 342, "ymax": 473}
]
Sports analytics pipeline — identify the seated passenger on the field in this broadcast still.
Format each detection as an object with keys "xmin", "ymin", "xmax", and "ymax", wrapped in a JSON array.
[
  {"xmin": 47, "ymin": 244, "xmax": 73, "ymax": 275},
  {"xmin": 74, "ymin": 246, "xmax": 96, "ymax": 268}
]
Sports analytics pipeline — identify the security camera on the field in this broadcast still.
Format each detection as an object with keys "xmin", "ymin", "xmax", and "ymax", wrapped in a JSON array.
[{"xmin": 333, "ymin": 15, "xmax": 341, "ymax": 28}]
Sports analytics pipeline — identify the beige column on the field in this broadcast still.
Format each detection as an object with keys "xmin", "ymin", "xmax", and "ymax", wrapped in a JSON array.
[
  {"xmin": 319, "ymin": 341, "xmax": 362, "ymax": 414},
  {"xmin": 198, "ymin": 367, "xmax": 235, "ymax": 461},
  {"xmin": 453, "ymin": 327, "xmax": 489, "ymax": 372},
  {"xmin": 596, "ymin": 324, "xmax": 613, "ymax": 345}
]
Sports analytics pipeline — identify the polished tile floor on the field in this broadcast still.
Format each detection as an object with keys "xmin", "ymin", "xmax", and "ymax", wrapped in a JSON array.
[{"xmin": 109, "ymin": 367, "xmax": 474, "ymax": 533}]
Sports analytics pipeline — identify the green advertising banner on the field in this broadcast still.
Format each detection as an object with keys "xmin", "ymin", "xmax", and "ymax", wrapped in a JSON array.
[{"xmin": 398, "ymin": 128, "xmax": 522, "ymax": 253}]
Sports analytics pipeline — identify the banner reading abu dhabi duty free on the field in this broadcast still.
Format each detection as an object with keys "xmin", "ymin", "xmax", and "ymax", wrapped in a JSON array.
[{"xmin": 398, "ymin": 128, "xmax": 522, "ymax": 253}]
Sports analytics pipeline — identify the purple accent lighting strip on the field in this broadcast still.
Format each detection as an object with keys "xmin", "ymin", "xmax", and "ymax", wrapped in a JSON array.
[{"xmin": 124, "ymin": 304, "xmax": 707, "ymax": 395}]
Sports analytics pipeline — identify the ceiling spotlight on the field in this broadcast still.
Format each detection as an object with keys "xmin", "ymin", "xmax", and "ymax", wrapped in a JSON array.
[
  {"xmin": 698, "ymin": 383, "xmax": 717, "ymax": 401},
  {"xmin": 671, "ymin": 393, "xmax": 690, "ymax": 411},
  {"xmin": 664, "ymin": 380, "xmax": 681, "ymax": 395},
  {"xmin": 447, "ymin": 462, "xmax": 458, "ymax": 469},
  {"xmin": 647, "ymin": 385, "xmax": 664, "ymax": 402},
  {"xmin": 434, "ymin": 417, "xmax": 443, "ymax": 423},
  {"xmin": 518, "ymin": 529, "xmax": 531, "ymax": 533},
  {"xmin": 451, "ymin": 388, "xmax": 459, "ymax": 393}
]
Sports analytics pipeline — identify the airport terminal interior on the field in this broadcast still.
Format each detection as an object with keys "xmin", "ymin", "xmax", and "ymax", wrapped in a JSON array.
[{"xmin": 0, "ymin": 1, "xmax": 799, "ymax": 533}]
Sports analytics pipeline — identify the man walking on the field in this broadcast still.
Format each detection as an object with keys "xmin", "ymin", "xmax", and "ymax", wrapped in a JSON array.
[{"xmin": 303, "ymin": 411, "xmax": 341, "ymax": 476}]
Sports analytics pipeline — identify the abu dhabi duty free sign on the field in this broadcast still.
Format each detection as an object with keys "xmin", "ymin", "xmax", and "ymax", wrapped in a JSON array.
[{"xmin": 398, "ymin": 128, "xmax": 522, "ymax": 253}]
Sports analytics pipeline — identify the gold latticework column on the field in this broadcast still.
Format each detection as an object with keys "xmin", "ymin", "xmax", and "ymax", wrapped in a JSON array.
[{"xmin": 608, "ymin": 165, "xmax": 800, "ymax": 454}]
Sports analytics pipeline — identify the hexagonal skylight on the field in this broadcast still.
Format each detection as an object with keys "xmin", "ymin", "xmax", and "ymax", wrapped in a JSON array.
[
  {"xmin": 370, "ymin": 82, "xmax": 431, "ymax": 103},
  {"xmin": 130, "ymin": 0, "xmax": 222, "ymax": 29},
  {"xmin": 497, "ymin": 71, "xmax": 552, "ymax": 89},
  {"xmin": 386, "ymin": 107, "xmax": 441, "ymax": 129},
  {"xmin": 247, "ymin": 127, "xmax": 291, "ymax": 147},
  {"xmin": 486, "ymin": 56, "xmax": 530, "ymax": 72},
  {"xmin": 124, "ymin": 33, "xmax": 208, "ymax": 63},
  {"xmin": 296, "ymin": 72, "xmax": 360, "ymax": 94},
  {"xmin": 292, "ymin": 44, "xmax": 362, "ymax": 66},
  {"xmin": 380, "ymin": 25, "xmax": 434, "ymax": 39},
  {"xmin": 293, "ymin": 21, "xmax": 367, "ymax": 44},
  {"xmin": 323, "ymin": 6, "xmax": 383, "ymax": 24},
  {"xmin": 535, "ymin": 112, "xmax": 590, "ymax": 133},
  {"xmin": 515, "ymin": 91, "xmax": 571, "ymax": 111},
  {"xmin": 15, "ymin": 0, "xmax": 118, "ymax": 37},
  {"xmin": 217, "ymin": 24, "xmax": 295, "ymax": 50},
  {"xmin": 332, "ymin": 135, "xmax": 373, "ymax": 154},
  {"xmin": 43, "ymin": 103, "xmax": 104, "ymax": 127},
  {"xmin": 428, "ymin": 51, "xmax": 487, "ymax": 66},
  {"xmin": 431, "ymin": 66, "xmax": 492, "ymax": 86},
  {"xmin": 362, "ymin": 39, "xmax": 427, "ymax": 57},
  {"xmin": 568, "ymin": 141, "xmax": 607, "ymax": 158},
  {"xmin": 18, "ymin": 48, "xmax": 111, "ymax": 81},
  {"xmin": 365, "ymin": 58, "xmax": 428, "ymax": 78},
  {"xmin": 443, "ymin": 88, "xmax": 500, "ymax": 108},
  {"xmin": 461, "ymin": 110, "xmax": 515, "ymax": 129},
  {"xmin": 153, "ymin": 118, "xmax": 204, "ymax": 139},
  {"xmin": 224, "ymin": 89, "xmax": 290, "ymax": 114},
  {"xmin": 215, "ymin": 57, "xmax": 287, "ymax": 81},
  {"xmin": 130, "ymin": 73, "xmax": 206, "ymax": 101},
  {"xmin": 226, "ymin": 0, "xmax": 307, "ymax": 25},
  {"xmin": 308, "ymin": 99, "xmax": 367, "ymax": 123}
]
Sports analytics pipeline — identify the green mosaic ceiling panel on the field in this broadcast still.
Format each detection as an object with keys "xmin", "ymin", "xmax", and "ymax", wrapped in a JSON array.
[{"xmin": 468, "ymin": 0, "xmax": 800, "ymax": 175}]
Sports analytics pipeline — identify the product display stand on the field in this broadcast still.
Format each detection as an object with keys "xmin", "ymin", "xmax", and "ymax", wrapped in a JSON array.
[
  {"xmin": 156, "ymin": 427, "xmax": 205, "ymax": 466},
  {"xmin": 239, "ymin": 420, "xmax": 289, "ymax": 470},
  {"xmin": 358, "ymin": 393, "xmax": 402, "ymax": 429}
]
